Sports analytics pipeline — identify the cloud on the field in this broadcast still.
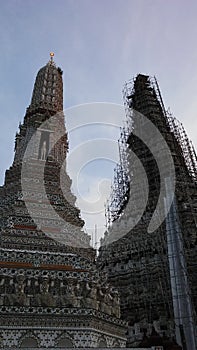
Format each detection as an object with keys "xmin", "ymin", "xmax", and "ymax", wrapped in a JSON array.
[{"xmin": 65, "ymin": 103, "xmax": 126, "ymax": 237}]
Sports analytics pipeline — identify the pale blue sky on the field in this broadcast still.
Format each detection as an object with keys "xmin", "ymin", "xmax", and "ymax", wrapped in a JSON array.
[{"xmin": 0, "ymin": 0, "xmax": 197, "ymax": 241}]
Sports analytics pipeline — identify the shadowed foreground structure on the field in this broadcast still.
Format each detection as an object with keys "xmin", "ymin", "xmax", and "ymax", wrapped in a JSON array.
[{"xmin": 98, "ymin": 74, "xmax": 197, "ymax": 349}]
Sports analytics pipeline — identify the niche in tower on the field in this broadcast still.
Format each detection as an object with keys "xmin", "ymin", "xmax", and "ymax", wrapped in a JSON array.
[{"xmin": 38, "ymin": 131, "xmax": 50, "ymax": 160}]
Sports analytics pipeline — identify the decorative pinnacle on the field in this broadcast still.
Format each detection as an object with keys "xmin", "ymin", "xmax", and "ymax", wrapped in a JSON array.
[{"xmin": 50, "ymin": 52, "xmax": 54, "ymax": 62}]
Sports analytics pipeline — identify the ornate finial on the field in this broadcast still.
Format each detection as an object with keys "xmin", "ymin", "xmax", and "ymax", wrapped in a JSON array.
[{"xmin": 50, "ymin": 52, "xmax": 54, "ymax": 62}]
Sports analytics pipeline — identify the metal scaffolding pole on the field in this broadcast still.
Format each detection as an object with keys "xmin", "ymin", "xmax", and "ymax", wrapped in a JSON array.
[{"xmin": 165, "ymin": 177, "xmax": 197, "ymax": 350}]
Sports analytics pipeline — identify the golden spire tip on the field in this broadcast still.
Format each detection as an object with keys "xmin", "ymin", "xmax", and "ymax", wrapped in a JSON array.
[{"xmin": 50, "ymin": 52, "xmax": 54, "ymax": 62}]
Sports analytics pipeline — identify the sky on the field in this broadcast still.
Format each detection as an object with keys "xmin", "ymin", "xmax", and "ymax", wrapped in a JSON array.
[{"xmin": 0, "ymin": 0, "xmax": 197, "ymax": 246}]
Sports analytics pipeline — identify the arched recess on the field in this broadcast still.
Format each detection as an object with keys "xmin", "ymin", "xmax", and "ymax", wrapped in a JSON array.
[
  {"xmin": 113, "ymin": 340, "xmax": 120, "ymax": 347},
  {"xmin": 98, "ymin": 338, "xmax": 107, "ymax": 348},
  {"xmin": 57, "ymin": 337, "xmax": 74, "ymax": 348},
  {"xmin": 20, "ymin": 336, "xmax": 38, "ymax": 348}
]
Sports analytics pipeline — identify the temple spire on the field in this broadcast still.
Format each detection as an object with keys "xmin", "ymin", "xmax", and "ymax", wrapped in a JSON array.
[{"xmin": 29, "ymin": 55, "xmax": 63, "ymax": 113}]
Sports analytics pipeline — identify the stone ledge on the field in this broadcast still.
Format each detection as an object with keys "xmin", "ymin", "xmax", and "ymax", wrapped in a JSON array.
[{"xmin": 0, "ymin": 306, "xmax": 127, "ymax": 327}]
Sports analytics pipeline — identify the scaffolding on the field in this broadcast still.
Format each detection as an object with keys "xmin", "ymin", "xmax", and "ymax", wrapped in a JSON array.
[
  {"xmin": 102, "ymin": 74, "xmax": 197, "ymax": 348},
  {"xmin": 167, "ymin": 112, "xmax": 197, "ymax": 181},
  {"xmin": 105, "ymin": 75, "xmax": 197, "ymax": 228},
  {"xmin": 105, "ymin": 125, "xmax": 130, "ymax": 227}
]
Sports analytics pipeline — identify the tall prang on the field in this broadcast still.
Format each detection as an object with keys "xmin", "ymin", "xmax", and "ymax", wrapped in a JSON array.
[
  {"xmin": 0, "ymin": 55, "xmax": 127, "ymax": 349},
  {"xmin": 0, "ymin": 53, "xmax": 90, "ymax": 255},
  {"xmin": 98, "ymin": 74, "xmax": 197, "ymax": 349}
]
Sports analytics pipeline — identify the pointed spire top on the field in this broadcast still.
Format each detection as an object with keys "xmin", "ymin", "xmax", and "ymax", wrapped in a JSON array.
[
  {"xmin": 47, "ymin": 52, "xmax": 56, "ymax": 67},
  {"xmin": 29, "ymin": 54, "xmax": 63, "ymax": 112},
  {"xmin": 50, "ymin": 52, "xmax": 54, "ymax": 62}
]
